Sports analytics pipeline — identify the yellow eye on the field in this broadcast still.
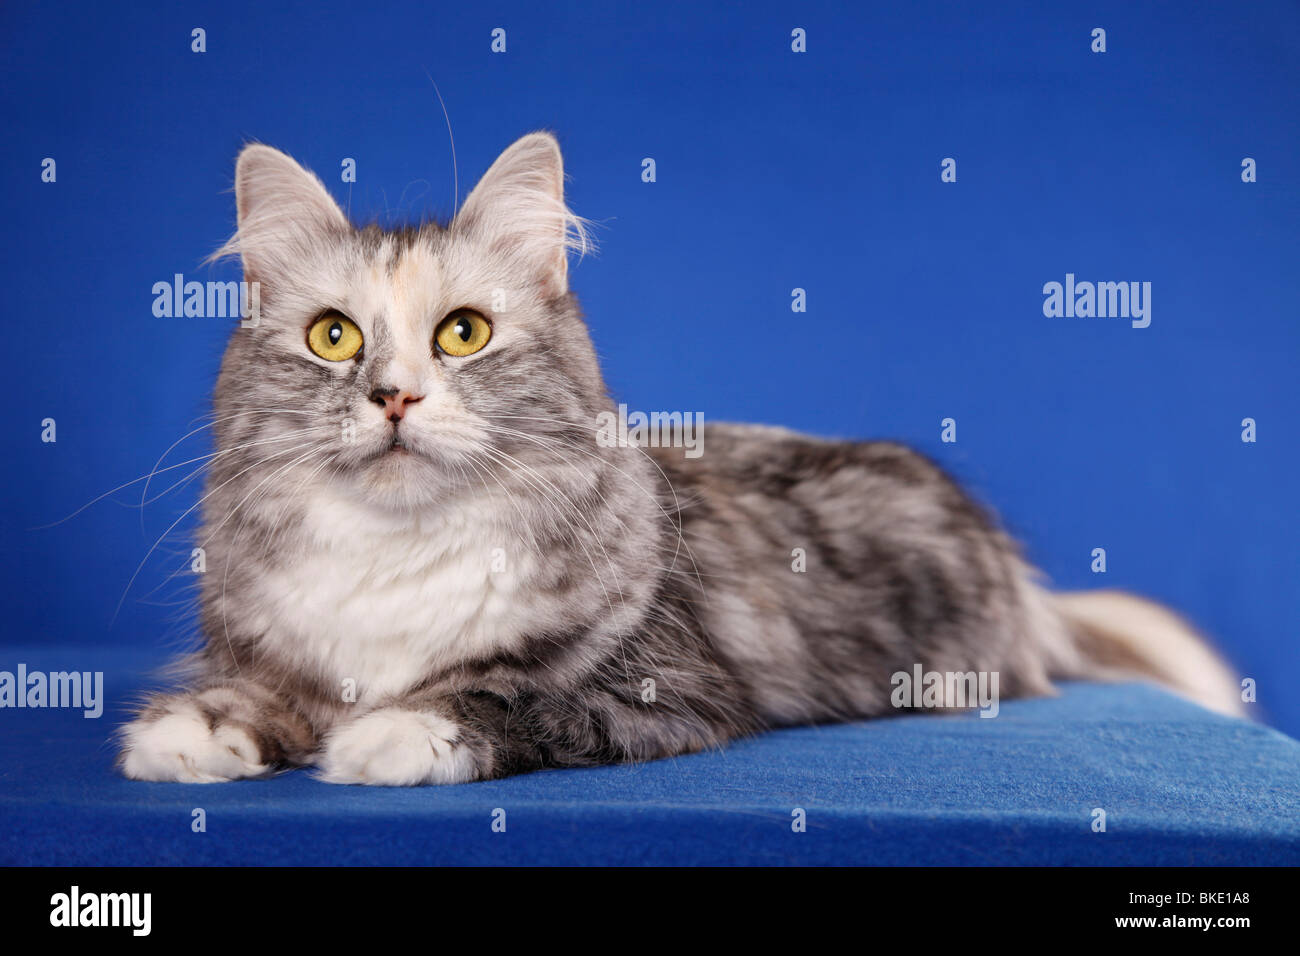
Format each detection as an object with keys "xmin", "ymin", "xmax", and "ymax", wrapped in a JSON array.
[
  {"xmin": 434, "ymin": 309, "xmax": 492, "ymax": 357},
  {"xmin": 307, "ymin": 312, "xmax": 363, "ymax": 362}
]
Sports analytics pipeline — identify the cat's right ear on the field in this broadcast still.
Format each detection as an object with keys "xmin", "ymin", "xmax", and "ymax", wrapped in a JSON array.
[
  {"xmin": 211, "ymin": 144, "xmax": 349, "ymax": 282},
  {"xmin": 452, "ymin": 132, "xmax": 590, "ymax": 297}
]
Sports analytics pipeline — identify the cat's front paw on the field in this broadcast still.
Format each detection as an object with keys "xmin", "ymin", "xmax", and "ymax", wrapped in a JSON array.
[
  {"xmin": 316, "ymin": 708, "xmax": 479, "ymax": 786},
  {"xmin": 119, "ymin": 700, "xmax": 270, "ymax": 783}
]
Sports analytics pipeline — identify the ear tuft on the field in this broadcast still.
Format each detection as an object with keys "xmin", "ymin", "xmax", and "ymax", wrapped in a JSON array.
[{"xmin": 452, "ymin": 132, "xmax": 592, "ymax": 295}]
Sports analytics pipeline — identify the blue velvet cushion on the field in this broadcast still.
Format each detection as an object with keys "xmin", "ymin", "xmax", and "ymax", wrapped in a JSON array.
[{"xmin": 2, "ymin": 645, "xmax": 1297, "ymax": 865}]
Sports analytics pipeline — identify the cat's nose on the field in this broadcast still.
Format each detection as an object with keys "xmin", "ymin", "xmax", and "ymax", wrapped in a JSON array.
[{"xmin": 368, "ymin": 386, "xmax": 424, "ymax": 424}]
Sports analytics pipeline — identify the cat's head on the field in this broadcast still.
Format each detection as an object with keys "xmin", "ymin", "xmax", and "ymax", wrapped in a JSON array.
[{"xmin": 210, "ymin": 133, "xmax": 609, "ymax": 513}]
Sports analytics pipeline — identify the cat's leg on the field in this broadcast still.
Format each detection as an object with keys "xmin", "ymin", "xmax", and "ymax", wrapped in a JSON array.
[
  {"xmin": 119, "ymin": 682, "xmax": 317, "ymax": 783},
  {"xmin": 317, "ymin": 674, "xmax": 749, "ymax": 786},
  {"xmin": 315, "ymin": 690, "xmax": 535, "ymax": 786}
]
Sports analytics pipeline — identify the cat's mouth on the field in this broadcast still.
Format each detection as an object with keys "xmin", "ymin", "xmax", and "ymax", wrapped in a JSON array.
[{"xmin": 360, "ymin": 432, "xmax": 422, "ymax": 467}]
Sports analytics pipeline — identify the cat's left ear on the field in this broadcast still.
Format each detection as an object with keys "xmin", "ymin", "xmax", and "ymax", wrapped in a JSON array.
[
  {"xmin": 453, "ymin": 132, "xmax": 588, "ymax": 297},
  {"xmin": 214, "ymin": 143, "xmax": 350, "ymax": 283}
]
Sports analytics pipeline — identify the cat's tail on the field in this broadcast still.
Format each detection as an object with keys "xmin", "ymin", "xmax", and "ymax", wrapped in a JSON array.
[{"xmin": 1049, "ymin": 589, "xmax": 1247, "ymax": 719}]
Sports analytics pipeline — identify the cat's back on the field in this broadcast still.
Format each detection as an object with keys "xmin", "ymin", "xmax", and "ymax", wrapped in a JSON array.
[
  {"xmin": 644, "ymin": 421, "xmax": 1012, "ymax": 603},
  {"xmin": 648, "ymin": 422, "xmax": 989, "ymax": 528}
]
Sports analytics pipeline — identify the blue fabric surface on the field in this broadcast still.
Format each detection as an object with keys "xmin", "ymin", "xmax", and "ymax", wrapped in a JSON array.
[{"xmin": 2, "ymin": 646, "xmax": 1297, "ymax": 866}]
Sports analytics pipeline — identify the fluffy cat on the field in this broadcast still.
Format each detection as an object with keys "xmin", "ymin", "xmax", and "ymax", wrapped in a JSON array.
[{"xmin": 118, "ymin": 133, "xmax": 1244, "ymax": 785}]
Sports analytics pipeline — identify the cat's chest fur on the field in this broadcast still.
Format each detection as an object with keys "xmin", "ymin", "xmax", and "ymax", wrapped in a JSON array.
[{"xmin": 250, "ymin": 487, "xmax": 536, "ymax": 702}]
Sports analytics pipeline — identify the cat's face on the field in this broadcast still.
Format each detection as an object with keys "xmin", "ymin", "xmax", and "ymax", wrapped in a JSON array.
[{"xmin": 210, "ymin": 134, "xmax": 608, "ymax": 513}]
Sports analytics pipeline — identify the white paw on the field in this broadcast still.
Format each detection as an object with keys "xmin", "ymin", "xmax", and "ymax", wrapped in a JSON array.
[
  {"xmin": 316, "ymin": 708, "xmax": 477, "ymax": 786},
  {"xmin": 120, "ymin": 702, "xmax": 269, "ymax": 783}
]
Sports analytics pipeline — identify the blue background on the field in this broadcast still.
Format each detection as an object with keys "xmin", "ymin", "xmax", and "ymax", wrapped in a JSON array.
[{"xmin": 2, "ymin": 1, "xmax": 1297, "ymax": 737}]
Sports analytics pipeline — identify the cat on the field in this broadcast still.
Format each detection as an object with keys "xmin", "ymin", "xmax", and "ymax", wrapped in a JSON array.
[{"xmin": 118, "ymin": 132, "xmax": 1245, "ymax": 785}]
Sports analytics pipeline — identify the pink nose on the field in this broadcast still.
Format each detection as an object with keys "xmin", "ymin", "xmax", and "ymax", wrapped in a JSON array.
[{"xmin": 368, "ymin": 387, "xmax": 423, "ymax": 423}]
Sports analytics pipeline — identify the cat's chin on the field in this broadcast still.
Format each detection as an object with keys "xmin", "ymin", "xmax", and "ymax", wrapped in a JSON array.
[
  {"xmin": 356, "ymin": 437, "xmax": 440, "ymax": 471},
  {"xmin": 362, "ymin": 446, "xmax": 427, "ymax": 477},
  {"xmin": 344, "ymin": 447, "xmax": 466, "ymax": 513}
]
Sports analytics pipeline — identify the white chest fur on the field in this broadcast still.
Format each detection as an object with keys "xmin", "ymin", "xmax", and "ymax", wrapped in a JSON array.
[{"xmin": 251, "ymin": 487, "xmax": 537, "ymax": 702}]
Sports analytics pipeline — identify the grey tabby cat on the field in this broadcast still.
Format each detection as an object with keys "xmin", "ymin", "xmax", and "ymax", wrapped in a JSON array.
[{"xmin": 119, "ymin": 133, "xmax": 1244, "ymax": 784}]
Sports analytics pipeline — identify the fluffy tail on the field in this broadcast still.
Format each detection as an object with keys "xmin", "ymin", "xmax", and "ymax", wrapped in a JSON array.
[{"xmin": 1051, "ymin": 589, "xmax": 1247, "ymax": 719}]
